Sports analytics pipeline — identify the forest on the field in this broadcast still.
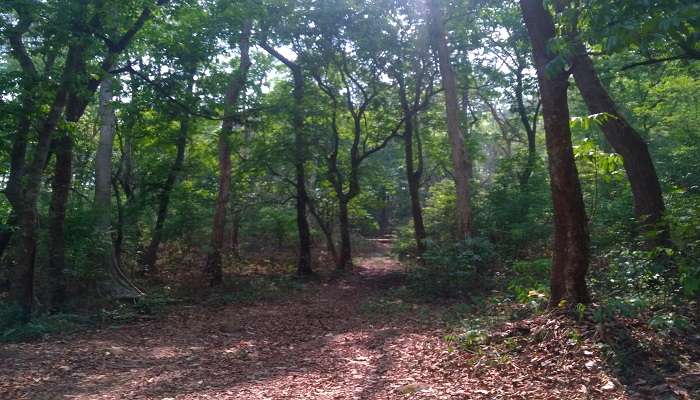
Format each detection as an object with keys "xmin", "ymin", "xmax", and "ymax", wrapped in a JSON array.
[{"xmin": 0, "ymin": 0, "xmax": 699, "ymax": 398}]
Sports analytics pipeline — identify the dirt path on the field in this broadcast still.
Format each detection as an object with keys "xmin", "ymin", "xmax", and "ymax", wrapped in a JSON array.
[{"xmin": 1, "ymin": 243, "xmax": 626, "ymax": 399}]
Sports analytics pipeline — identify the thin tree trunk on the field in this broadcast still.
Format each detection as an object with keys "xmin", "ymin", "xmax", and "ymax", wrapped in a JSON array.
[
  {"xmin": 260, "ymin": 41, "xmax": 314, "ymax": 277},
  {"xmin": 228, "ymin": 206, "xmax": 241, "ymax": 258},
  {"xmin": 205, "ymin": 21, "xmax": 252, "ymax": 285},
  {"xmin": 569, "ymin": 40, "xmax": 668, "ymax": 241},
  {"xmin": 141, "ymin": 115, "xmax": 189, "ymax": 274},
  {"xmin": 293, "ymin": 70, "xmax": 314, "ymax": 276},
  {"xmin": 521, "ymin": 0, "xmax": 590, "ymax": 306},
  {"xmin": 47, "ymin": 131, "xmax": 72, "ymax": 310},
  {"xmin": 400, "ymin": 95, "xmax": 427, "ymax": 255},
  {"xmin": 514, "ymin": 70, "xmax": 540, "ymax": 187},
  {"xmin": 428, "ymin": 0, "xmax": 474, "ymax": 239},
  {"xmin": 337, "ymin": 198, "xmax": 352, "ymax": 270},
  {"xmin": 391, "ymin": 52, "xmax": 433, "ymax": 255},
  {"xmin": 308, "ymin": 200, "xmax": 337, "ymax": 265}
]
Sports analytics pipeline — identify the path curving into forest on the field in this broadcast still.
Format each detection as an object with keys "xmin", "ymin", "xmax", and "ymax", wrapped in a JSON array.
[{"xmin": 1, "ymin": 242, "xmax": 627, "ymax": 400}]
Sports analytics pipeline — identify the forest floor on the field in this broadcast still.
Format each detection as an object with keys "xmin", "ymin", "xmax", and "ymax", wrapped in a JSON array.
[{"xmin": 0, "ymin": 241, "xmax": 694, "ymax": 399}]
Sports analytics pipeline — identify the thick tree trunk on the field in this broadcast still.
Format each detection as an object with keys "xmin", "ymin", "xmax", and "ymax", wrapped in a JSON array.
[
  {"xmin": 12, "ymin": 73, "xmax": 70, "ymax": 316},
  {"xmin": 428, "ymin": 0, "xmax": 474, "ymax": 239},
  {"xmin": 141, "ymin": 115, "xmax": 189, "ymax": 274},
  {"xmin": 205, "ymin": 22, "xmax": 252, "ymax": 285},
  {"xmin": 2, "ymin": 15, "xmax": 37, "ymax": 263},
  {"xmin": 521, "ymin": 0, "xmax": 590, "ymax": 306},
  {"xmin": 94, "ymin": 77, "xmax": 142, "ymax": 299},
  {"xmin": 11, "ymin": 41, "xmax": 78, "ymax": 315},
  {"xmin": 569, "ymin": 41, "xmax": 668, "ymax": 240}
]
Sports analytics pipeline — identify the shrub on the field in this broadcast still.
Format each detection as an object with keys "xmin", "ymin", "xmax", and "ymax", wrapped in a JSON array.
[
  {"xmin": 406, "ymin": 237, "xmax": 496, "ymax": 300},
  {"xmin": 507, "ymin": 258, "xmax": 550, "ymax": 305},
  {"xmin": 0, "ymin": 302, "xmax": 85, "ymax": 342}
]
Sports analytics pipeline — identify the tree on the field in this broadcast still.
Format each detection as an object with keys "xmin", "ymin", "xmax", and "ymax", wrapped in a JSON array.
[
  {"xmin": 557, "ymin": 20, "xmax": 669, "ymax": 241},
  {"xmin": 93, "ymin": 76, "xmax": 142, "ymax": 298},
  {"xmin": 427, "ymin": 0, "xmax": 474, "ymax": 239},
  {"xmin": 520, "ymin": 0, "xmax": 590, "ymax": 306},
  {"xmin": 205, "ymin": 20, "xmax": 253, "ymax": 286}
]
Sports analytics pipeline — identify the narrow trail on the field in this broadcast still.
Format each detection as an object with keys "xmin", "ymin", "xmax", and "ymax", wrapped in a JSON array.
[{"xmin": 1, "ymin": 242, "xmax": 625, "ymax": 399}]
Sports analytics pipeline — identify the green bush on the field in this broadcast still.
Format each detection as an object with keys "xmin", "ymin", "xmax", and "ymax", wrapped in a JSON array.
[
  {"xmin": 406, "ymin": 238, "xmax": 495, "ymax": 300},
  {"xmin": 0, "ymin": 302, "xmax": 84, "ymax": 342},
  {"xmin": 507, "ymin": 258, "xmax": 551, "ymax": 304}
]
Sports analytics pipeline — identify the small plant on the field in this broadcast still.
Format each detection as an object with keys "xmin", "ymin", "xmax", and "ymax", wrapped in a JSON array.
[
  {"xmin": 507, "ymin": 258, "xmax": 550, "ymax": 307},
  {"xmin": 648, "ymin": 311, "xmax": 689, "ymax": 334},
  {"xmin": 1, "ymin": 302, "xmax": 85, "ymax": 342},
  {"xmin": 406, "ymin": 238, "xmax": 495, "ymax": 300}
]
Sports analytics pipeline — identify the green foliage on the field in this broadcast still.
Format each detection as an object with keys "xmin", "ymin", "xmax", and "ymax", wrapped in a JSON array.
[
  {"xmin": 406, "ymin": 238, "xmax": 496, "ymax": 300},
  {"xmin": 477, "ymin": 153, "xmax": 552, "ymax": 258},
  {"xmin": 423, "ymin": 179, "xmax": 458, "ymax": 240},
  {"xmin": 0, "ymin": 302, "xmax": 84, "ymax": 342},
  {"xmin": 507, "ymin": 258, "xmax": 551, "ymax": 305}
]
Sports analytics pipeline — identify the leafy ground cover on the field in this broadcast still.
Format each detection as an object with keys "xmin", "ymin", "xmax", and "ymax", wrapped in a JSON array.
[{"xmin": 1, "ymin": 242, "xmax": 697, "ymax": 399}]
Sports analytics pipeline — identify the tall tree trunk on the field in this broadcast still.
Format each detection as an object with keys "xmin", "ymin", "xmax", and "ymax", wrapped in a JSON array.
[
  {"xmin": 292, "ymin": 66, "xmax": 313, "ymax": 276},
  {"xmin": 569, "ymin": 40, "xmax": 668, "ymax": 241},
  {"xmin": 337, "ymin": 197, "xmax": 352, "ymax": 270},
  {"xmin": 47, "ymin": 131, "xmax": 72, "ymax": 310},
  {"xmin": 141, "ymin": 115, "xmax": 189, "ymax": 274},
  {"xmin": 260, "ymin": 41, "xmax": 314, "ymax": 277},
  {"xmin": 521, "ymin": 0, "xmax": 590, "ymax": 306},
  {"xmin": 205, "ymin": 22, "xmax": 252, "ymax": 286},
  {"xmin": 46, "ymin": 84, "xmax": 90, "ymax": 310},
  {"xmin": 2, "ymin": 12, "xmax": 38, "ymax": 262},
  {"xmin": 94, "ymin": 77, "xmax": 142, "ymax": 299},
  {"xmin": 402, "ymin": 105, "xmax": 427, "ymax": 255},
  {"xmin": 428, "ymin": 0, "xmax": 474, "ymax": 239},
  {"xmin": 12, "ymin": 70, "xmax": 71, "ymax": 317}
]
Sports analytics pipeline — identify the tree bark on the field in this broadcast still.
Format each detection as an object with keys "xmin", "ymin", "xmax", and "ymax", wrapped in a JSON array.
[
  {"xmin": 520, "ymin": 0, "xmax": 591, "ymax": 306},
  {"xmin": 47, "ymin": 131, "xmax": 72, "ymax": 309},
  {"xmin": 337, "ymin": 198, "xmax": 352, "ymax": 270},
  {"xmin": 398, "ymin": 81, "xmax": 427, "ymax": 255},
  {"xmin": 141, "ymin": 114, "xmax": 190, "ymax": 274},
  {"xmin": 11, "ymin": 42, "xmax": 77, "ymax": 316},
  {"xmin": 260, "ymin": 41, "xmax": 314, "ymax": 276},
  {"xmin": 94, "ymin": 77, "xmax": 142, "ymax": 299},
  {"xmin": 292, "ymin": 66, "xmax": 314, "ymax": 276},
  {"xmin": 205, "ymin": 22, "xmax": 252, "ymax": 285},
  {"xmin": 428, "ymin": 0, "xmax": 474, "ymax": 239},
  {"xmin": 569, "ymin": 40, "xmax": 668, "ymax": 240}
]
